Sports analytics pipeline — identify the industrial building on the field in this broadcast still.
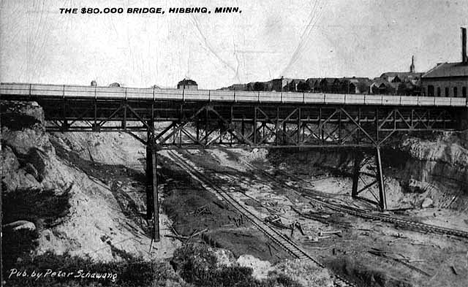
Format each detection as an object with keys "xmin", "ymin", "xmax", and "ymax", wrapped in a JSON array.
[{"xmin": 421, "ymin": 28, "xmax": 468, "ymax": 97}]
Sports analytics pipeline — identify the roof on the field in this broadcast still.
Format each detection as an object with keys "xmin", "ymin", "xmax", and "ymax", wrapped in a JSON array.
[
  {"xmin": 272, "ymin": 77, "xmax": 292, "ymax": 82},
  {"xmin": 229, "ymin": 84, "xmax": 247, "ymax": 90},
  {"xmin": 178, "ymin": 79, "xmax": 198, "ymax": 86},
  {"xmin": 320, "ymin": 78, "xmax": 338, "ymax": 84},
  {"xmin": 370, "ymin": 79, "xmax": 392, "ymax": 88},
  {"xmin": 422, "ymin": 62, "xmax": 468, "ymax": 78},
  {"xmin": 289, "ymin": 79, "xmax": 306, "ymax": 84},
  {"xmin": 380, "ymin": 72, "xmax": 422, "ymax": 77},
  {"xmin": 342, "ymin": 77, "xmax": 372, "ymax": 85},
  {"xmin": 306, "ymin": 78, "xmax": 321, "ymax": 85},
  {"xmin": 379, "ymin": 72, "xmax": 422, "ymax": 82}
]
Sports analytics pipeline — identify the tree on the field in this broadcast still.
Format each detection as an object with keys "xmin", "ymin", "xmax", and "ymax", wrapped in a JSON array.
[
  {"xmin": 296, "ymin": 81, "xmax": 310, "ymax": 92},
  {"xmin": 253, "ymin": 82, "xmax": 265, "ymax": 91}
]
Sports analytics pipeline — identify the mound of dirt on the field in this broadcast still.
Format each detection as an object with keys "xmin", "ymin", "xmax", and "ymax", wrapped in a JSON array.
[{"xmin": 171, "ymin": 243, "xmax": 332, "ymax": 287}]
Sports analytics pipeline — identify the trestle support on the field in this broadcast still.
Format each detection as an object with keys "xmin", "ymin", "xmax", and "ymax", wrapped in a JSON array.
[
  {"xmin": 351, "ymin": 147, "xmax": 387, "ymax": 210},
  {"xmin": 146, "ymin": 125, "xmax": 160, "ymax": 241}
]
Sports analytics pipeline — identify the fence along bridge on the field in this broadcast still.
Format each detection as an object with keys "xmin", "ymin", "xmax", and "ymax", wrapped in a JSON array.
[{"xmin": 2, "ymin": 83, "xmax": 467, "ymax": 241}]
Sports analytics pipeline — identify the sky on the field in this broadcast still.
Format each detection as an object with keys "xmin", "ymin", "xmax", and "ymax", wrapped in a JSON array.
[{"xmin": 1, "ymin": 0, "xmax": 467, "ymax": 89}]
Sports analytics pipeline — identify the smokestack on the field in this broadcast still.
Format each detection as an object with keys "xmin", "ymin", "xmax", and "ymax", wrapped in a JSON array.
[{"xmin": 462, "ymin": 27, "xmax": 467, "ymax": 63}]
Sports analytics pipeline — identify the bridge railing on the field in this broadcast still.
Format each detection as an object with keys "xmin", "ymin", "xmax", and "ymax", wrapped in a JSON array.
[{"xmin": 1, "ymin": 83, "xmax": 467, "ymax": 107}]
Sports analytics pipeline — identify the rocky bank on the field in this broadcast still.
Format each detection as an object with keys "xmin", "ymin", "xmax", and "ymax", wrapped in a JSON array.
[{"xmin": 1, "ymin": 101, "xmax": 179, "ymax": 262}]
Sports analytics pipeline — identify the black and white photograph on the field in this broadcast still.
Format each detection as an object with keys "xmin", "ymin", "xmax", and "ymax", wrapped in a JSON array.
[{"xmin": 1, "ymin": 1, "xmax": 468, "ymax": 286}]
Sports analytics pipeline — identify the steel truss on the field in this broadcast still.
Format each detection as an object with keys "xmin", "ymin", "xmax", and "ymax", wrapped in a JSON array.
[
  {"xmin": 351, "ymin": 148, "xmax": 387, "ymax": 210},
  {"xmin": 2, "ymin": 98, "xmax": 462, "ymax": 239}
]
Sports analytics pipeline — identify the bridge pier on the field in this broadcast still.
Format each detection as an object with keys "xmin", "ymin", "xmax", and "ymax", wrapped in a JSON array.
[
  {"xmin": 91, "ymin": 123, "xmax": 100, "ymax": 132},
  {"xmin": 351, "ymin": 147, "xmax": 387, "ymax": 210},
  {"xmin": 351, "ymin": 152, "xmax": 362, "ymax": 198},
  {"xmin": 146, "ymin": 127, "xmax": 160, "ymax": 241},
  {"xmin": 60, "ymin": 121, "xmax": 70, "ymax": 132},
  {"xmin": 375, "ymin": 147, "xmax": 387, "ymax": 210},
  {"xmin": 460, "ymin": 108, "xmax": 468, "ymax": 130}
]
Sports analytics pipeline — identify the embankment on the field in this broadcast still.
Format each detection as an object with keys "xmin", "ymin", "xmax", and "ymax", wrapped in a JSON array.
[{"xmin": 268, "ymin": 132, "xmax": 468, "ymax": 210}]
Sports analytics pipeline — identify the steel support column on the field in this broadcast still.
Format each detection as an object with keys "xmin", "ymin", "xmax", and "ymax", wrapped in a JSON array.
[
  {"xmin": 122, "ymin": 102, "xmax": 127, "ymax": 130},
  {"xmin": 375, "ymin": 146, "xmax": 387, "ymax": 210},
  {"xmin": 351, "ymin": 152, "xmax": 362, "ymax": 198},
  {"xmin": 151, "ymin": 145, "xmax": 160, "ymax": 241},
  {"xmin": 146, "ymin": 131, "xmax": 153, "ymax": 220},
  {"xmin": 350, "ymin": 148, "xmax": 387, "ymax": 210},
  {"xmin": 61, "ymin": 99, "xmax": 69, "ymax": 131},
  {"xmin": 254, "ymin": 107, "xmax": 258, "ymax": 144},
  {"xmin": 146, "ymin": 121, "xmax": 160, "ymax": 241}
]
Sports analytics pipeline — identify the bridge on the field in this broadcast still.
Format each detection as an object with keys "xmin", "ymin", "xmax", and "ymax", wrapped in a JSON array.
[{"xmin": 2, "ymin": 83, "xmax": 467, "ymax": 241}]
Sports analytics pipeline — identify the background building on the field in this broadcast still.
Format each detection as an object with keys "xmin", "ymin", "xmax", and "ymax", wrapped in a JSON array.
[
  {"xmin": 341, "ymin": 77, "xmax": 373, "ymax": 94},
  {"xmin": 271, "ymin": 77, "xmax": 292, "ymax": 92},
  {"xmin": 370, "ymin": 57, "xmax": 423, "ymax": 95},
  {"xmin": 177, "ymin": 79, "xmax": 198, "ymax": 90},
  {"xmin": 421, "ymin": 28, "xmax": 468, "ymax": 97}
]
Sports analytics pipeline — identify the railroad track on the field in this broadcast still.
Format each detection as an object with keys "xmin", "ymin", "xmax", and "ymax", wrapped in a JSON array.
[
  {"xmin": 165, "ymin": 150, "xmax": 357, "ymax": 287},
  {"xmin": 246, "ymin": 162, "xmax": 468, "ymax": 240},
  {"xmin": 305, "ymin": 195, "xmax": 468, "ymax": 239}
]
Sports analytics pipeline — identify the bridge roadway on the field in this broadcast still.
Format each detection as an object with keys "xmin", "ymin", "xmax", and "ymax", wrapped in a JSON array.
[
  {"xmin": 1, "ymin": 82, "xmax": 468, "ymax": 107},
  {"xmin": 2, "ymin": 82, "xmax": 468, "ymax": 238}
]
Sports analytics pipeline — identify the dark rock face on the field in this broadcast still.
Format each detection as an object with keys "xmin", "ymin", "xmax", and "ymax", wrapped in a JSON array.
[
  {"xmin": 1, "ymin": 101, "xmax": 52, "ymax": 155},
  {"xmin": 1, "ymin": 101, "xmax": 52, "ymax": 193},
  {"xmin": 399, "ymin": 134, "xmax": 468, "ymax": 195},
  {"xmin": 1, "ymin": 101, "xmax": 44, "ymax": 126},
  {"xmin": 26, "ymin": 148, "xmax": 48, "ymax": 182},
  {"xmin": 2, "ymin": 127, "xmax": 52, "ymax": 155},
  {"xmin": 2, "ymin": 145, "xmax": 19, "ymax": 171}
]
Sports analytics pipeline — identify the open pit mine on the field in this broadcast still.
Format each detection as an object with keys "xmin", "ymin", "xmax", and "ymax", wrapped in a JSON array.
[{"xmin": 1, "ymin": 88, "xmax": 468, "ymax": 287}]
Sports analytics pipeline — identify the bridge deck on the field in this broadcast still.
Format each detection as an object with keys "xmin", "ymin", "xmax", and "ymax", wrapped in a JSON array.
[{"xmin": 2, "ymin": 83, "xmax": 467, "ymax": 107}]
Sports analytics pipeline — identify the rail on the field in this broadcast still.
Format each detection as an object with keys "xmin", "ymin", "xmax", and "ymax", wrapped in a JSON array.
[
  {"xmin": 304, "ymin": 195, "xmax": 468, "ymax": 239},
  {"xmin": 255, "ymin": 164, "xmax": 468, "ymax": 240},
  {"xmin": 165, "ymin": 150, "xmax": 357, "ymax": 287},
  {"xmin": 1, "ymin": 83, "xmax": 467, "ymax": 107}
]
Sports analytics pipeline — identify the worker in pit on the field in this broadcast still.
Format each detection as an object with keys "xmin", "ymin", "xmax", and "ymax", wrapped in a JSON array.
[{"xmin": 290, "ymin": 220, "xmax": 305, "ymax": 237}]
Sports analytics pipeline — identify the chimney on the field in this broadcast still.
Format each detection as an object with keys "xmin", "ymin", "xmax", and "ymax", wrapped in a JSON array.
[
  {"xmin": 410, "ymin": 55, "xmax": 415, "ymax": 73},
  {"xmin": 462, "ymin": 27, "xmax": 467, "ymax": 63}
]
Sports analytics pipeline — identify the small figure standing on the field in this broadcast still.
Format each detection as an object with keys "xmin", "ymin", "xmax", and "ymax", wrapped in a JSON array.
[{"xmin": 290, "ymin": 220, "xmax": 305, "ymax": 237}]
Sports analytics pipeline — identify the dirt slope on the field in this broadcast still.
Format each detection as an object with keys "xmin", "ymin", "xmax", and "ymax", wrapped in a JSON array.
[{"xmin": 1, "ymin": 101, "xmax": 179, "ymax": 262}]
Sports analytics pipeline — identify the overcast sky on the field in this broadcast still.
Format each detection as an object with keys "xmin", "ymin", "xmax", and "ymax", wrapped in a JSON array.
[{"xmin": 1, "ymin": 0, "xmax": 467, "ymax": 89}]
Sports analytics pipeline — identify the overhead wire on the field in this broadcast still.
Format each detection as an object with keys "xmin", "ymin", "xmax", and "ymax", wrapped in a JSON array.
[
  {"xmin": 280, "ymin": 0, "xmax": 320, "ymax": 76},
  {"xmin": 189, "ymin": 13, "xmax": 242, "ymax": 83},
  {"xmin": 281, "ymin": 0, "xmax": 329, "ymax": 77}
]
